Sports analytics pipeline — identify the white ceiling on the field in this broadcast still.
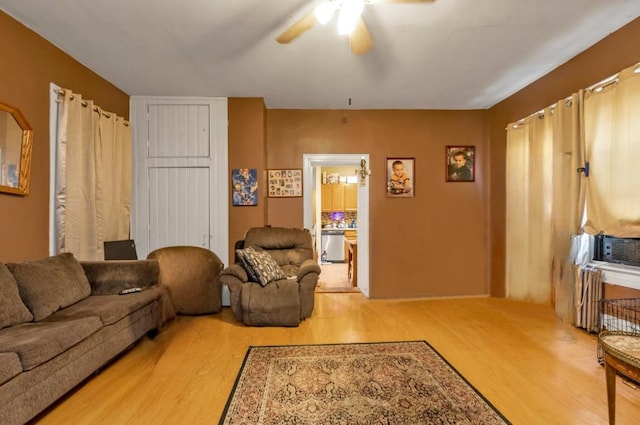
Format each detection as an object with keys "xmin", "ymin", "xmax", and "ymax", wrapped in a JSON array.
[{"xmin": 2, "ymin": 0, "xmax": 640, "ymax": 109}]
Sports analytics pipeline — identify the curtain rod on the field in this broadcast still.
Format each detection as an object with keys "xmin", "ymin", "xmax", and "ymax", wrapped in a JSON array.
[
  {"xmin": 587, "ymin": 77, "xmax": 618, "ymax": 93},
  {"xmin": 586, "ymin": 61, "xmax": 640, "ymax": 92},
  {"xmin": 54, "ymin": 88, "xmax": 129, "ymax": 126}
]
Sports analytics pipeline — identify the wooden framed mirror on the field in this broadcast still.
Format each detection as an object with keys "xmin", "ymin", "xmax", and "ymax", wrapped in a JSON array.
[{"xmin": 0, "ymin": 102, "xmax": 33, "ymax": 195}]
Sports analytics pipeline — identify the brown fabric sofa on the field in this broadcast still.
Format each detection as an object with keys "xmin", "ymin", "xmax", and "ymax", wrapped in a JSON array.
[
  {"xmin": 0, "ymin": 253, "xmax": 173, "ymax": 425},
  {"xmin": 220, "ymin": 227, "xmax": 321, "ymax": 326}
]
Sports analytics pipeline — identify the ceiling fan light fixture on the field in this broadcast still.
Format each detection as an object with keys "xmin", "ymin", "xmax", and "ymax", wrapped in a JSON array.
[
  {"xmin": 337, "ymin": 0, "xmax": 364, "ymax": 35},
  {"xmin": 342, "ymin": 0, "xmax": 365, "ymax": 17},
  {"xmin": 314, "ymin": 1, "xmax": 337, "ymax": 25}
]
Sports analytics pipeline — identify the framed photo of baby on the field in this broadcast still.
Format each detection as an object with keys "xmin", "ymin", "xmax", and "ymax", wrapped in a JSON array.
[
  {"xmin": 445, "ymin": 146, "xmax": 475, "ymax": 182},
  {"xmin": 386, "ymin": 157, "xmax": 414, "ymax": 197}
]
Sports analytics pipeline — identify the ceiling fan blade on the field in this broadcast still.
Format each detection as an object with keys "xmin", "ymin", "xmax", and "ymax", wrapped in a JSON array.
[
  {"xmin": 349, "ymin": 17, "xmax": 373, "ymax": 56},
  {"xmin": 276, "ymin": 11, "xmax": 317, "ymax": 44},
  {"xmin": 366, "ymin": 0, "xmax": 435, "ymax": 4}
]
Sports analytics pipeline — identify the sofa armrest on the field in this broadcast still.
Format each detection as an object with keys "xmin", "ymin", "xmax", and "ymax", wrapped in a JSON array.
[
  {"xmin": 297, "ymin": 259, "xmax": 321, "ymax": 281},
  {"xmin": 81, "ymin": 260, "xmax": 160, "ymax": 295},
  {"xmin": 220, "ymin": 264, "xmax": 248, "ymax": 283},
  {"xmin": 219, "ymin": 264, "xmax": 249, "ymax": 321},
  {"xmin": 297, "ymin": 259, "xmax": 320, "ymax": 321}
]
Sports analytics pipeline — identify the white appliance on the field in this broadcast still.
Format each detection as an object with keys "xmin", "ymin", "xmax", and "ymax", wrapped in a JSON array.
[{"xmin": 321, "ymin": 229, "xmax": 345, "ymax": 263}]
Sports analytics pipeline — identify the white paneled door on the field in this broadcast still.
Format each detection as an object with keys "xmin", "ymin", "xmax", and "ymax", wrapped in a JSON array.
[
  {"xmin": 147, "ymin": 167, "xmax": 211, "ymax": 249},
  {"xmin": 130, "ymin": 97, "xmax": 228, "ymax": 269}
]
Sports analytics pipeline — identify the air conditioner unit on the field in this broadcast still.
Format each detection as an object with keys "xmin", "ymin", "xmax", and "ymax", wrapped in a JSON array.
[{"xmin": 594, "ymin": 235, "xmax": 640, "ymax": 267}]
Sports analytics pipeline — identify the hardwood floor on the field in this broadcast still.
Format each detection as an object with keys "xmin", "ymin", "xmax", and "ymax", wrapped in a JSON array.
[
  {"xmin": 33, "ymin": 295, "xmax": 640, "ymax": 424},
  {"xmin": 316, "ymin": 262, "xmax": 359, "ymax": 292}
]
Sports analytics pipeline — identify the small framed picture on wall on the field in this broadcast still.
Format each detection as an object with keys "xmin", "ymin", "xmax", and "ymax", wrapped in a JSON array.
[
  {"xmin": 445, "ymin": 146, "xmax": 475, "ymax": 182},
  {"xmin": 231, "ymin": 168, "xmax": 258, "ymax": 206},
  {"xmin": 267, "ymin": 169, "xmax": 303, "ymax": 197},
  {"xmin": 386, "ymin": 157, "xmax": 414, "ymax": 197}
]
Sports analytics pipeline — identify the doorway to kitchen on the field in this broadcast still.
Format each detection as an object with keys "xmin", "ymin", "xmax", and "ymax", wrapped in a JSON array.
[{"xmin": 303, "ymin": 154, "xmax": 369, "ymax": 297}]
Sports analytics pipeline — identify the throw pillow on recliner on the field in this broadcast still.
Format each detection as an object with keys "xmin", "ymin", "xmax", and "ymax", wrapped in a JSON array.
[
  {"xmin": 235, "ymin": 247, "xmax": 260, "ymax": 282},
  {"xmin": 236, "ymin": 246, "xmax": 287, "ymax": 287}
]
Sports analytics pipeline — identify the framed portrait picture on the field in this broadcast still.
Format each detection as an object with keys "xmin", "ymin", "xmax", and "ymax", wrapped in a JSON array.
[
  {"xmin": 386, "ymin": 157, "xmax": 414, "ymax": 197},
  {"xmin": 267, "ymin": 169, "xmax": 303, "ymax": 197},
  {"xmin": 445, "ymin": 146, "xmax": 475, "ymax": 182},
  {"xmin": 325, "ymin": 172, "xmax": 340, "ymax": 184},
  {"xmin": 232, "ymin": 168, "xmax": 258, "ymax": 206}
]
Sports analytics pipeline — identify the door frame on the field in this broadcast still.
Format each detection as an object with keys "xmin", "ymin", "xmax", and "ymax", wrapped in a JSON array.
[{"xmin": 303, "ymin": 154, "xmax": 370, "ymax": 297}]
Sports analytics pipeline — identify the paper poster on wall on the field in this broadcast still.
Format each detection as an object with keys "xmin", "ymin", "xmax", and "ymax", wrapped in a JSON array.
[{"xmin": 232, "ymin": 168, "xmax": 258, "ymax": 206}]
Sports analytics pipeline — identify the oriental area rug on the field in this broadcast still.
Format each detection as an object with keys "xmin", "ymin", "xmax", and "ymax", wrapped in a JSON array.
[{"xmin": 219, "ymin": 341, "xmax": 511, "ymax": 424}]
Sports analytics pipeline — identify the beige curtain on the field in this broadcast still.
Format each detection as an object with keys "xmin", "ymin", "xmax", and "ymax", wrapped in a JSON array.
[
  {"xmin": 506, "ymin": 111, "xmax": 552, "ymax": 303},
  {"xmin": 583, "ymin": 64, "xmax": 640, "ymax": 237},
  {"xmin": 550, "ymin": 95, "xmax": 583, "ymax": 323},
  {"xmin": 97, "ymin": 111, "xmax": 132, "ymax": 241},
  {"xmin": 55, "ymin": 89, "xmax": 131, "ymax": 260},
  {"xmin": 506, "ymin": 97, "xmax": 582, "ymax": 312}
]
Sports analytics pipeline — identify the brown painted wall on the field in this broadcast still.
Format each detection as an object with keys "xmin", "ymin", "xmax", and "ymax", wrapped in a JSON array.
[
  {"xmin": 266, "ymin": 109, "xmax": 489, "ymax": 298},
  {"xmin": 0, "ymin": 11, "xmax": 129, "ymax": 262},
  {"xmin": 4, "ymin": 8, "xmax": 640, "ymax": 299},
  {"xmin": 228, "ymin": 98, "xmax": 267, "ymax": 259},
  {"xmin": 487, "ymin": 17, "xmax": 640, "ymax": 296}
]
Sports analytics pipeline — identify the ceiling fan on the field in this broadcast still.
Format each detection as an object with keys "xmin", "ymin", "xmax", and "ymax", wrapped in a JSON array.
[{"xmin": 276, "ymin": 0, "xmax": 435, "ymax": 56}]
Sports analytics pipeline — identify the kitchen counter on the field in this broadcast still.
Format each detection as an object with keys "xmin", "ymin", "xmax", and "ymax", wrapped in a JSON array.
[
  {"xmin": 321, "ymin": 228, "xmax": 357, "ymax": 237},
  {"xmin": 321, "ymin": 229, "xmax": 345, "ymax": 235},
  {"xmin": 322, "ymin": 227, "xmax": 357, "ymax": 230}
]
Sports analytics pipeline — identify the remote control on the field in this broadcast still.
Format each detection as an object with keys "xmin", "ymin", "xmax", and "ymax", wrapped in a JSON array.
[{"xmin": 119, "ymin": 287, "xmax": 142, "ymax": 295}]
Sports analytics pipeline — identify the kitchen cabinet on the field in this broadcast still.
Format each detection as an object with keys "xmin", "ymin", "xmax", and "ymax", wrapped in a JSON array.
[
  {"xmin": 321, "ymin": 184, "xmax": 332, "ymax": 211},
  {"xmin": 344, "ymin": 184, "xmax": 357, "ymax": 211},
  {"xmin": 321, "ymin": 184, "xmax": 344, "ymax": 212}
]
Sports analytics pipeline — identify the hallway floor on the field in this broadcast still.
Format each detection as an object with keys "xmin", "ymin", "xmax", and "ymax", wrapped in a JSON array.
[{"xmin": 316, "ymin": 262, "xmax": 359, "ymax": 293}]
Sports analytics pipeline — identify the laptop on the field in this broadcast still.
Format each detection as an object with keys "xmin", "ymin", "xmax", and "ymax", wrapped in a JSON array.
[{"xmin": 103, "ymin": 240, "xmax": 138, "ymax": 260}]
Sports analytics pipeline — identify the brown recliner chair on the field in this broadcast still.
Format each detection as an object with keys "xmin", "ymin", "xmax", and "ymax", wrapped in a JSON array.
[
  {"xmin": 220, "ymin": 227, "xmax": 321, "ymax": 326},
  {"xmin": 147, "ymin": 246, "xmax": 224, "ymax": 315}
]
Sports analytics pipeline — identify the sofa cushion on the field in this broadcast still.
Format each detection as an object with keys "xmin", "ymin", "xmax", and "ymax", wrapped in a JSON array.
[
  {"xmin": 47, "ymin": 287, "xmax": 162, "ymax": 326},
  {"xmin": 0, "ymin": 316, "xmax": 102, "ymax": 370},
  {"xmin": 0, "ymin": 263, "xmax": 33, "ymax": 329},
  {"xmin": 236, "ymin": 247, "xmax": 287, "ymax": 287},
  {"xmin": 7, "ymin": 253, "xmax": 92, "ymax": 321},
  {"xmin": 0, "ymin": 352, "xmax": 22, "ymax": 385}
]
